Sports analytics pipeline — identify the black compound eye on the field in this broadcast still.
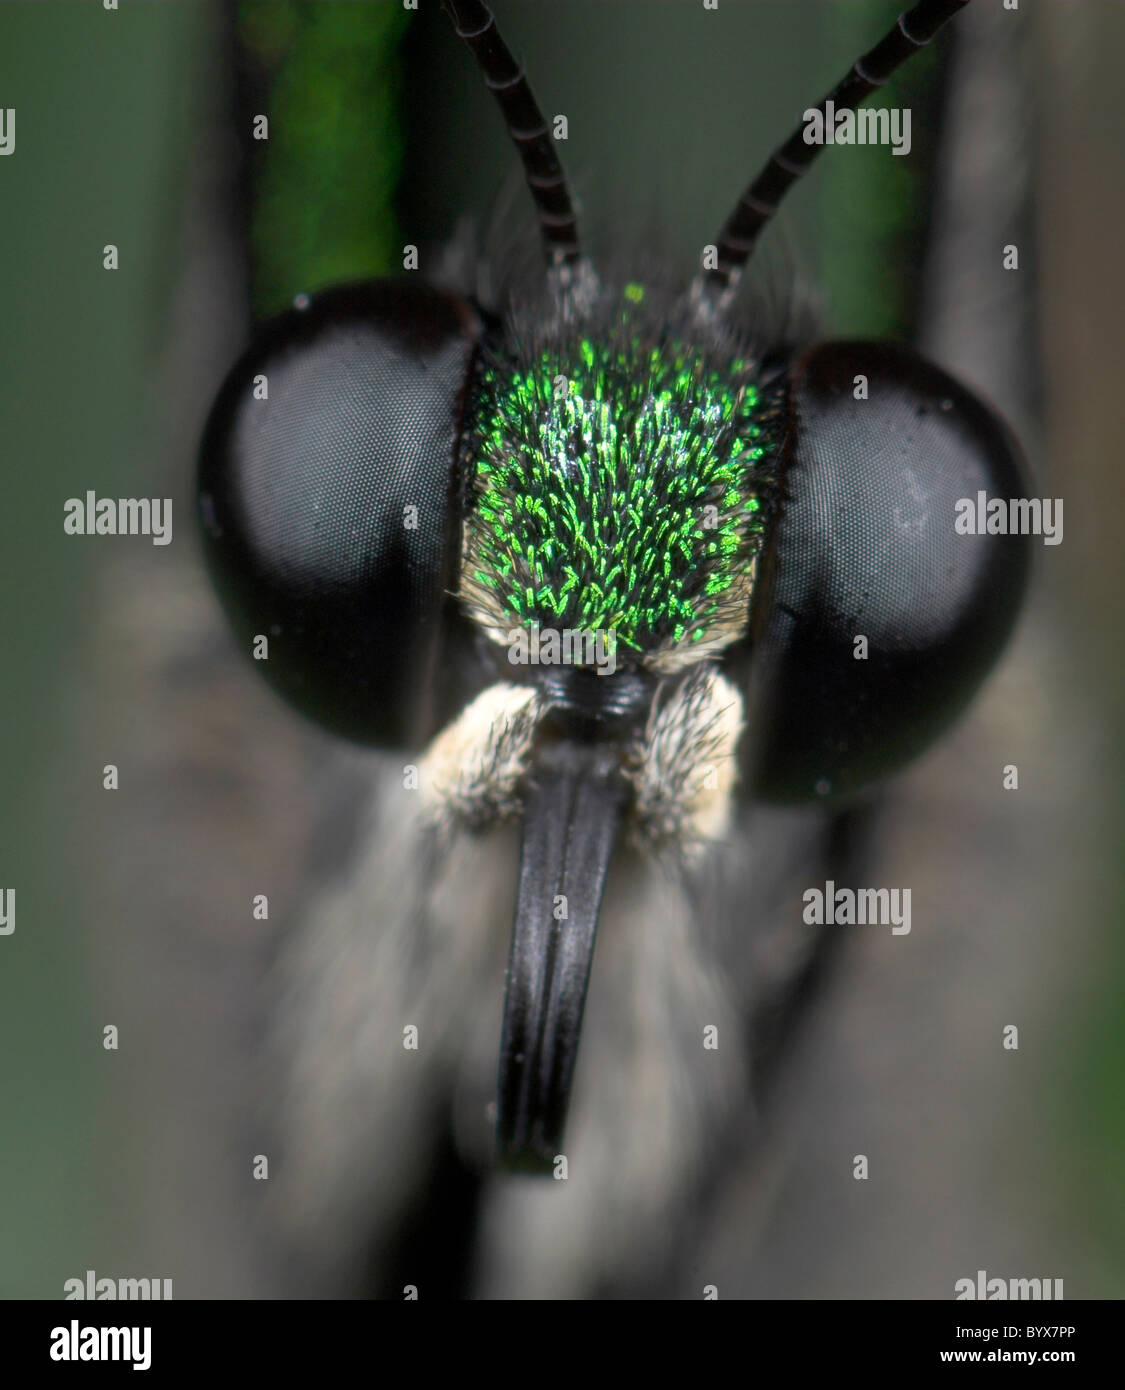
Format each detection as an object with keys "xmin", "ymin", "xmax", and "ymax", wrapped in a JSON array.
[
  {"xmin": 744, "ymin": 340, "xmax": 1032, "ymax": 803},
  {"xmin": 198, "ymin": 279, "xmax": 481, "ymax": 747}
]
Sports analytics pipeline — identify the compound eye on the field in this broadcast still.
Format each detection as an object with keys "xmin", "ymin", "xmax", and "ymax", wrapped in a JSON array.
[
  {"xmin": 744, "ymin": 340, "xmax": 1032, "ymax": 802},
  {"xmin": 198, "ymin": 280, "xmax": 481, "ymax": 747}
]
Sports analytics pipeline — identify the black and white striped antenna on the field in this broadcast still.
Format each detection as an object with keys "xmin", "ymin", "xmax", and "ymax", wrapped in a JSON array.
[
  {"xmin": 700, "ymin": 0, "xmax": 970, "ymax": 297},
  {"xmin": 443, "ymin": 0, "xmax": 583, "ymax": 269}
]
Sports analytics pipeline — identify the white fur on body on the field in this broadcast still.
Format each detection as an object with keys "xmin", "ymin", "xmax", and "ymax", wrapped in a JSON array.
[{"xmin": 268, "ymin": 668, "xmax": 759, "ymax": 1296}]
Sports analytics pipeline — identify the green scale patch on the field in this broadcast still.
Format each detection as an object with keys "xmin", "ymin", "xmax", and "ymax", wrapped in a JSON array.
[{"xmin": 462, "ymin": 289, "xmax": 777, "ymax": 664}]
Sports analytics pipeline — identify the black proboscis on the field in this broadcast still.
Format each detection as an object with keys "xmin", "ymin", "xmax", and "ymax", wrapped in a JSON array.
[{"xmin": 497, "ymin": 740, "xmax": 626, "ymax": 1171}]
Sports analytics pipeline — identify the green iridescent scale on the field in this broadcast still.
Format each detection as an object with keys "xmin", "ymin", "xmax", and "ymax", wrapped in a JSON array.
[{"xmin": 461, "ymin": 293, "xmax": 777, "ymax": 663}]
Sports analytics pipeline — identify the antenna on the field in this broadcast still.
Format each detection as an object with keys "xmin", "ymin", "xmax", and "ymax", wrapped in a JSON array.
[
  {"xmin": 701, "ymin": 0, "xmax": 970, "ymax": 296},
  {"xmin": 443, "ymin": 0, "xmax": 582, "ymax": 267}
]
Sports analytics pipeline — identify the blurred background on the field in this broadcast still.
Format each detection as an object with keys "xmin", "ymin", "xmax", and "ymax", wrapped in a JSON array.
[{"xmin": 0, "ymin": 0, "xmax": 1121, "ymax": 1297}]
